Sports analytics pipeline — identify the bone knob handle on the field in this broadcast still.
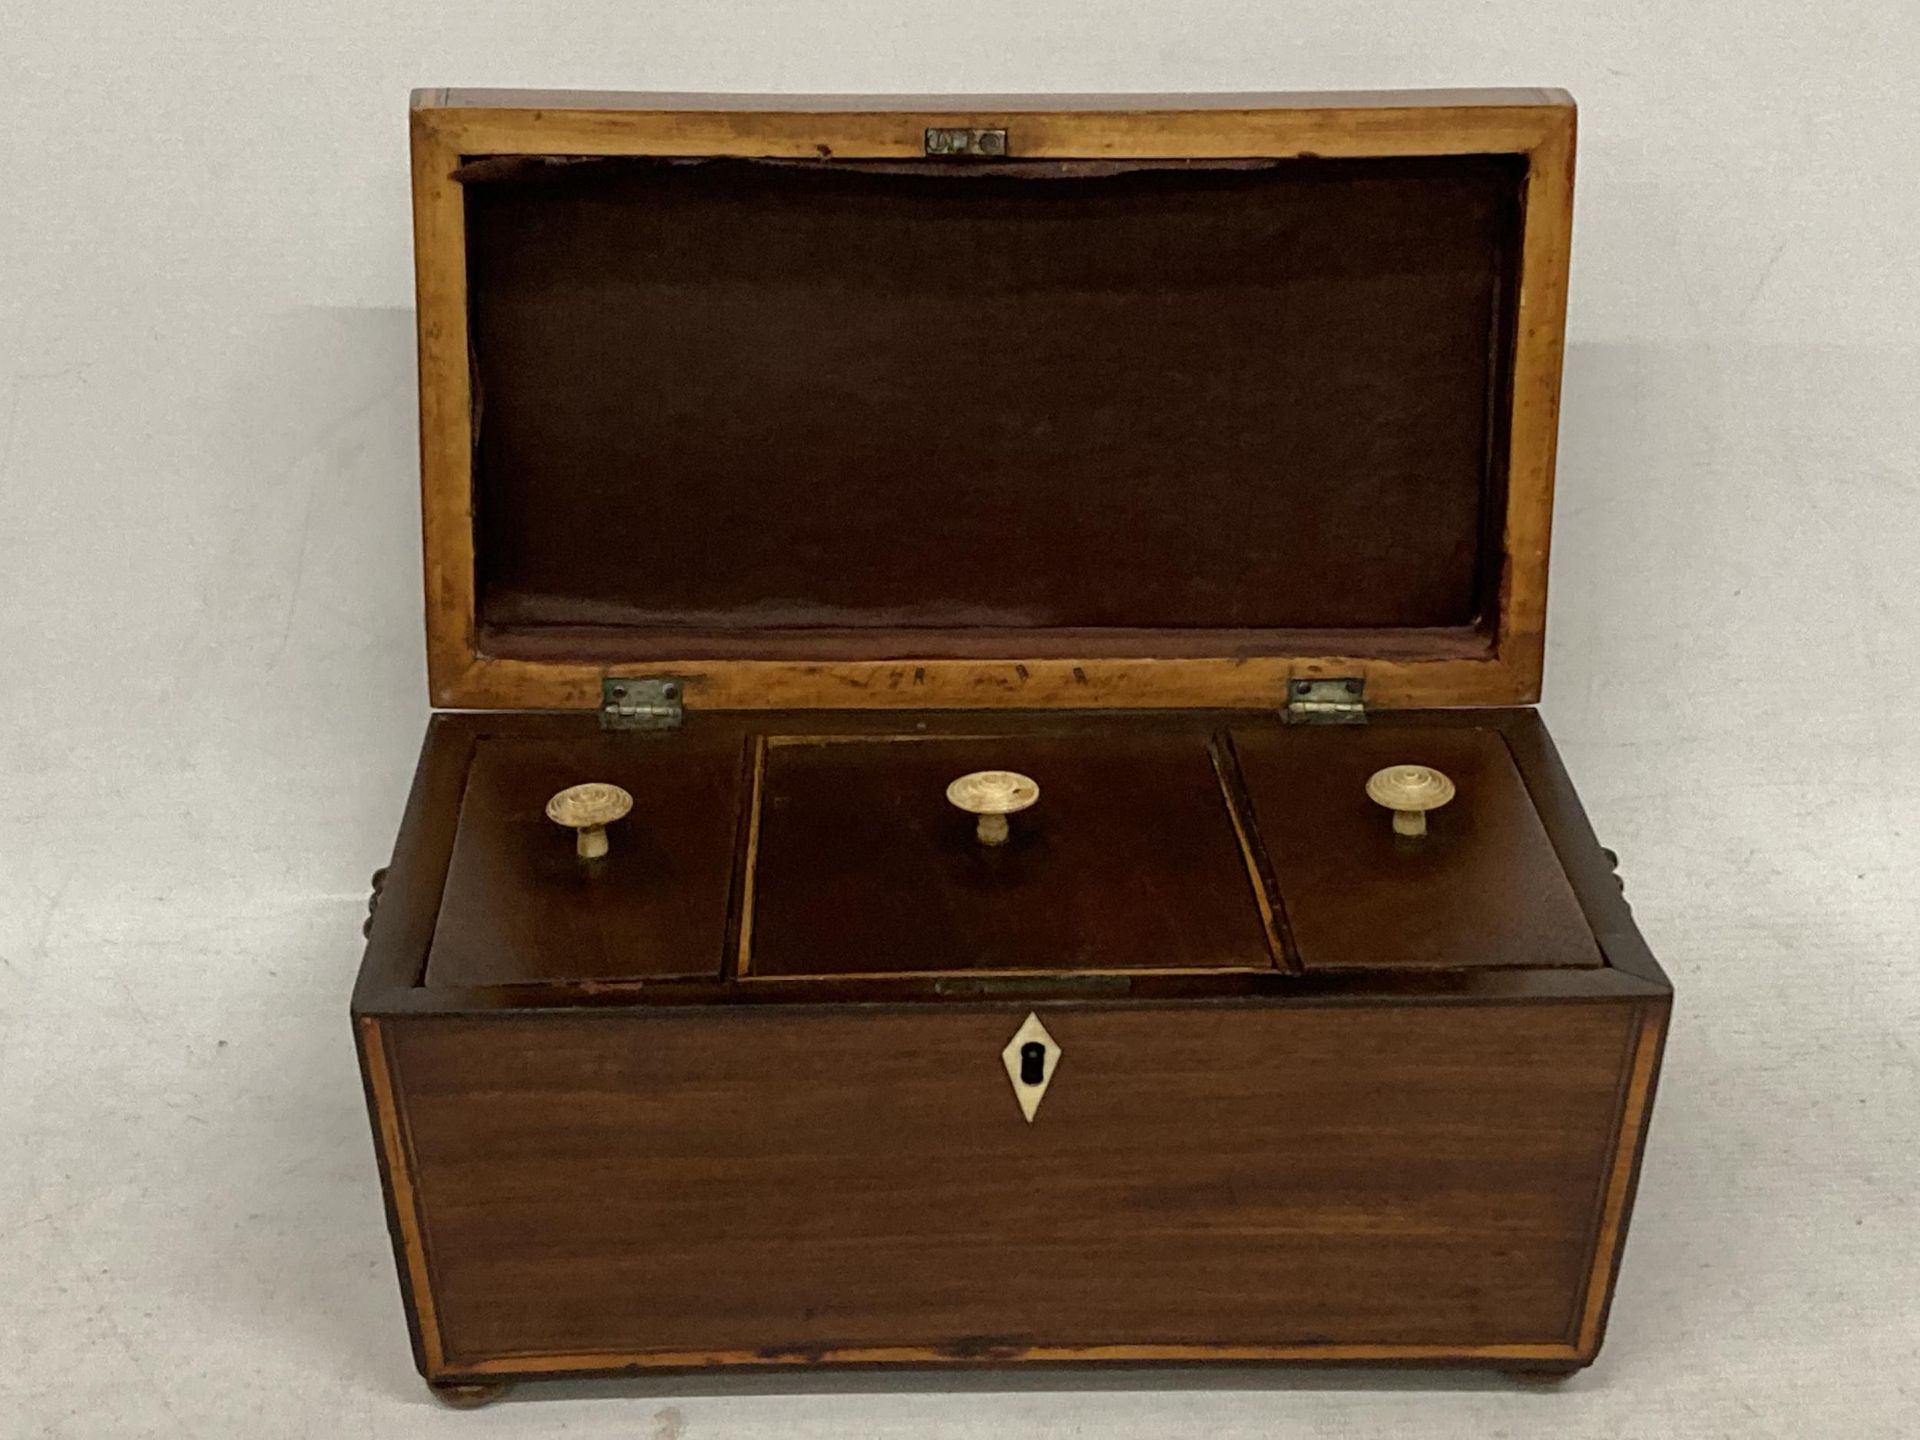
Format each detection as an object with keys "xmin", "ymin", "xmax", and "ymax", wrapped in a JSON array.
[
  {"xmin": 946, "ymin": 770, "xmax": 1040, "ymax": 847},
  {"xmin": 1365, "ymin": 765, "xmax": 1456, "ymax": 838},
  {"xmin": 546, "ymin": 782, "xmax": 634, "ymax": 860}
]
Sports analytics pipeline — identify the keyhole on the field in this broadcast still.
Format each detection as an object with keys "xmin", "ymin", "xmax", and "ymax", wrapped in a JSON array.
[{"xmin": 1019, "ymin": 1041, "xmax": 1047, "ymax": 1086}]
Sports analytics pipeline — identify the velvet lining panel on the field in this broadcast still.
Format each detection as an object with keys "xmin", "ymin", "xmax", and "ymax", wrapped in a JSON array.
[{"xmin": 462, "ymin": 154, "xmax": 1524, "ymax": 659}]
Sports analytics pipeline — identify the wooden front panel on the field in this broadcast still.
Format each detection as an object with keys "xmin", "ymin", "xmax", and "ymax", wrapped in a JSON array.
[{"xmin": 380, "ymin": 1000, "xmax": 1646, "ymax": 1373}]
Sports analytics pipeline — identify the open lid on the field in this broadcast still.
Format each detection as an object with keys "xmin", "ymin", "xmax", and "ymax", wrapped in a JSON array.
[{"xmin": 410, "ymin": 89, "xmax": 1575, "ymax": 712}]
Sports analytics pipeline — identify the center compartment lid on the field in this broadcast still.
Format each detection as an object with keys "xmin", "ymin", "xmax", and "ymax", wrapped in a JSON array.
[{"xmin": 410, "ymin": 89, "xmax": 1576, "ymax": 712}]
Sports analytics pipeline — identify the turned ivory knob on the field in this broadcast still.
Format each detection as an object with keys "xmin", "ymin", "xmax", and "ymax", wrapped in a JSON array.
[
  {"xmin": 1366, "ymin": 765, "xmax": 1456, "ymax": 838},
  {"xmin": 946, "ymin": 770, "xmax": 1040, "ymax": 847},
  {"xmin": 545, "ymin": 782, "xmax": 633, "ymax": 860}
]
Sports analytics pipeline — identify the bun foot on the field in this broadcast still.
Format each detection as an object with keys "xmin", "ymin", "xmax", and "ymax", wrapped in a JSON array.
[{"xmin": 431, "ymin": 1380, "xmax": 512, "ymax": 1409}]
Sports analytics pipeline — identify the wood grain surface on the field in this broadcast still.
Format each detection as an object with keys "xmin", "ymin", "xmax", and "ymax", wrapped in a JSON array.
[
  {"xmin": 408, "ymin": 91, "xmax": 1574, "ymax": 712},
  {"xmin": 372, "ymin": 707, "xmax": 1651, "ymax": 999},
  {"xmin": 745, "ymin": 732, "xmax": 1278, "ymax": 977},
  {"xmin": 424, "ymin": 733, "xmax": 745, "ymax": 987},
  {"xmin": 355, "ymin": 704, "xmax": 1671, "ymax": 1383},
  {"xmin": 1232, "ymin": 724, "xmax": 1602, "ymax": 970},
  {"xmin": 381, "ymin": 1000, "xmax": 1642, "ymax": 1371}
]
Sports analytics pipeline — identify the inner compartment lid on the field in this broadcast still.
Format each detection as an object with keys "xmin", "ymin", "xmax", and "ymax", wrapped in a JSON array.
[{"xmin": 411, "ymin": 91, "xmax": 1576, "ymax": 710}]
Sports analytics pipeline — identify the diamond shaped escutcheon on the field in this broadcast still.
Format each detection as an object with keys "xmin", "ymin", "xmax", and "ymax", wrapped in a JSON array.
[{"xmin": 1001, "ymin": 1012, "xmax": 1061, "ymax": 1123}]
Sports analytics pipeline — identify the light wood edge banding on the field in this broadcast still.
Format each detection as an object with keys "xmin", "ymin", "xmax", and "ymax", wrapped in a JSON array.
[
  {"xmin": 733, "ymin": 964, "xmax": 1270, "ymax": 985},
  {"xmin": 731, "ymin": 736, "xmax": 769, "ymax": 978},
  {"xmin": 765, "ymin": 732, "xmax": 1021, "ymax": 747},
  {"xmin": 1572, "ymin": 1004, "xmax": 1666, "ymax": 1358},
  {"xmin": 417, "ymin": 87, "xmax": 1574, "ymax": 115},
  {"xmin": 435, "ymin": 655, "xmax": 1541, "ymax": 712},
  {"xmin": 413, "ymin": 99, "xmax": 1575, "ymax": 713},
  {"xmin": 412, "ymin": 111, "xmax": 477, "ymax": 702},
  {"xmin": 413, "ymin": 98, "xmax": 1573, "ymax": 161},
  {"xmin": 359, "ymin": 1017, "xmax": 447, "ymax": 1374},
  {"xmin": 1209, "ymin": 735, "xmax": 1290, "ymax": 970},
  {"xmin": 448, "ymin": 1340, "xmax": 1583, "ymax": 1379},
  {"xmin": 1498, "ymin": 102, "xmax": 1576, "ymax": 699}
]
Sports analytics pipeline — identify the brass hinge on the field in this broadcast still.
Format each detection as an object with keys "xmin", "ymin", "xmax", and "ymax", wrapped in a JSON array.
[
  {"xmin": 1284, "ymin": 677, "xmax": 1366, "ymax": 724},
  {"xmin": 600, "ymin": 677, "xmax": 684, "ymax": 732},
  {"xmin": 925, "ymin": 126, "xmax": 1008, "ymax": 158}
]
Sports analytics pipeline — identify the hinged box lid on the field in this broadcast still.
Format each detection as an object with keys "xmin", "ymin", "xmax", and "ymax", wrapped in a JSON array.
[{"xmin": 410, "ymin": 88, "xmax": 1576, "ymax": 713}]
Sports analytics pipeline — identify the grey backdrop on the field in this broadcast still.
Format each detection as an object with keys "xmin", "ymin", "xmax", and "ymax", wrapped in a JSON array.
[{"xmin": 3, "ymin": 3, "xmax": 1915, "ymax": 1436}]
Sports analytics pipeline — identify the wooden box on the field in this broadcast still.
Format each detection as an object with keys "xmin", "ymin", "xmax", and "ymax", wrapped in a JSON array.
[{"xmin": 354, "ymin": 88, "xmax": 1670, "ymax": 1407}]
